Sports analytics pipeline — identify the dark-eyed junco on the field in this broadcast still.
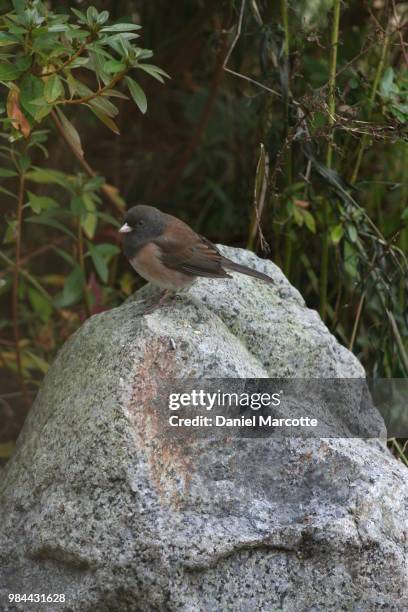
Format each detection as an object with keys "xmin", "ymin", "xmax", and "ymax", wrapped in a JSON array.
[{"xmin": 119, "ymin": 205, "xmax": 273, "ymax": 311}]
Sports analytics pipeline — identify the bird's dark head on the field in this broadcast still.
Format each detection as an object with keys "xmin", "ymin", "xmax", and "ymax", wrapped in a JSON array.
[
  {"xmin": 119, "ymin": 204, "xmax": 167, "ymax": 236},
  {"xmin": 119, "ymin": 205, "xmax": 167, "ymax": 256}
]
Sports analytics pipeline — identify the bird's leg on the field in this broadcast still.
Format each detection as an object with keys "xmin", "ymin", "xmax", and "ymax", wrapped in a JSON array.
[{"xmin": 144, "ymin": 289, "xmax": 173, "ymax": 315}]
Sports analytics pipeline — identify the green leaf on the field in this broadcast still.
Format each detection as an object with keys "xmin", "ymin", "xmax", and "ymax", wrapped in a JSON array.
[
  {"xmin": 0, "ymin": 61, "xmax": 25, "ymax": 81},
  {"xmin": 92, "ymin": 243, "xmax": 120, "ymax": 259},
  {"xmin": 15, "ymin": 55, "xmax": 32, "ymax": 71},
  {"xmin": 67, "ymin": 29, "xmax": 89, "ymax": 41},
  {"xmin": 101, "ymin": 88, "xmax": 129, "ymax": 100},
  {"xmin": 331, "ymin": 224, "xmax": 344, "ymax": 245},
  {"xmin": 54, "ymin": 266, "xmax": 84, "ymax": 308},
  {"xmin": 27, "ymin": 191, "xmax": 58, "ymax": 214},
  {"xmin": 24, "ymin": 350, "xmax": 49, "ymax": 374},
  {"xmin": 70, "ymin": 195, "xmax": 87, "ymax": 215},
  {"xmin": 83, "ymin": 176, "xmax": 105, "ymax": 192},
  {"xmin": 71, "ymin": 8, "xmax": 87, "ymax": 23},
  {"xmin": 293, "ymin": 206, "xmax": 303, "ymax": 226},
  {"xmin": 90, "ymin": 107, "xmax": 120, "ymax": 134},
  {"xmin": 125, "ymin": 76, "xmax": 147, "ymax": 114},
  {"xmin": 0, "ymin": 32, "xmax": 19, "ymax": 47},
  {"xmin": 286, "ymin": 199, "xmax": 295, "ymax": 216},
  {"xmin": 44, "ymin": 73, "xmax": 64, "ymax": 103},
  {"xmin": 89, "ymin": 243, "xmax": 108, "ymax": 283},
  {"xmin": 88, "ymin": 95, "xmax": 118, "ymax": 118},
  {"xmin": 26, "ymin": 167, "xmax": 69, "ymax": 188},
  {"xmin": 55, "ymin": 107, "xmax": 84, "ymax": 158},
  {"xmin": 48, "ymin": 24, "xmax": 71, "ymax": 33},
  {"xmin": 0, "ymin": 168, "xmax": 17, "ymax": 177},
  {"xmin": 103, "ymin": 59, "xmax": 126, "ymax": 74},
  {"xmin": 12, "ymin": 0, "xmax": 26, "ymax": 13},
  {"xmin": 89, "ymin": 51, "xmax": 111, "ymax": 85},
  {"xmin": 344, "ymin": 241, "xmax": 360, "ymax": 280},
  {"xmin": 96, "ymin": 211, "xmax": 121, "ymax": 227},
  {"xmin": 29, "ymin": 96, "xmax": 48, "ymax": 105},
  {"xmin": 86, "ymin": 43, "xmax": 113, "ymax": 59},
  {"xmin": 66, "ymin": 72, "xmax": 78, "ymax": 97},
  {"xmin": 0, "ymin": 184, "xmax": 17, "ymax": 198},
  {"xmin": 303, "ymin": 210, "xmax": 316, "ymax": 234},
  {"xmin": 34, "ymin": 102, "xmax": 52, "ymax": 122},
  {"xmin": 81, "ymin": 193, "xmax": 97, "ymax": 239},
  {"xmin": 3, "ymin": 220, "xmax": 17, "ymax": 243},
  {"xmin": 101, "ymin": 23, "xmax": 142, "ymax": 33},
  {"xmin": 119, "ymin": 271, "xmax": 134, "ymax": 296},
  {"xmin": 380, "ymin": 67, "xmax": 395, "ymax": 98},
  {"xmin": 390, "ymin": 106, "xmax": 408, "ymax": 123},
  {"xmin": 19, "ymin": 73, "xmax": 44, "ymax": 118},
  {"xmin": 86, "ymin": 6, "xmax": 99, "ymax": 25},
  {"xmin": 135, "ymin": 49, "xmax": 153, "ymax": 60},
  {"xmin": 54, "ymin": 247, "xmax": 75, "ymax": 266},
  {"xmin": 25, "ymin": 215, "xmax": 76, "ymax": 239},
  {"xmin": 17, "ymin": 154, "xmax": 31, "ymax": 173},
  {"xmin": 401, "ymin": 208, "xmax": 408, "ymax": 221},
  {"xmin": 395, "ymin": 104, "xmax": 408, "ymax": 115},
  {"xmin": 69, "ymin": 57, "xmax": 90, "ymax": 69},
  {"xmin": 97, "ymin": 11, "xmax": 109, "ymax": 25},
  {"xmin": 32, "ymin": 32, "xmax": 63, "ymax": 54},
  {"xmin": 71, "ymin": 79, "xmax": 93, "ymax": 97},
  {"xmin": 6, "ymin": 25, "xmax": 27, "ymax": 36},
  {"xmin": 28, "ymin": 286, "xmax": 52, "ymax": 322},
  {"xmin": 137, "ymin": 63, "xmax": 170, "ymax": 83},
  {"xmin": 106, "ymin": 33, "xmax": 139, "ymax": 44},
  {"xmin": 347, "ymin": 224, "xmax": 358, "ymax": 243},
  {"xmin": 0, "ymin": 442, "xmax": 15, "ymax": 459}
]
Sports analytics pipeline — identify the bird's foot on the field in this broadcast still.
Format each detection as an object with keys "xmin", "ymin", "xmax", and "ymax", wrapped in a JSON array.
[{"xmin": 144, "ymin": 289, "xmax": 174, "ymax": 315}]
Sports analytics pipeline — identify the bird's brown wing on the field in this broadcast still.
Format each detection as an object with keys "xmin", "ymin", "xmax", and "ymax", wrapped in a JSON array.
[{"xmin": 153, "ymin": 222, "xmax": 231, "ymax": 278}]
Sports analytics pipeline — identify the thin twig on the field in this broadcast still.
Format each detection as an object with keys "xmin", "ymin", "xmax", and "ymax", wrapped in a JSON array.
[
  {"xmin": 59, "ymin": 71, "xmax": 126, "ymax": 105},
  {"xmin": 51, "ymin": 110, "xmax": 124, "ymax": 212},
  {"xmin": 223, "ymin": 0, "xmax": 245, "ymax": 68},
  {"xmin": 224, "ymin": 67, "xmax": 282, "ymax": 97},
  {"xmin": 223, "ymin": 0, "xmax": 281, "ymax": 98},
  {"xmin": 20, "ymin": 236, "xmax": 69, "ymax": 267},
  {"xmin": 248, "ymin": 143, "xmax": 270, "ymax": 251},
  {"xmin": 77, "ymin": 223, "xmax": 91, "ymax": 318},
  {"xmin": 350, "ymin": 18, "xmax": 391, "ymax": 184},
  {"xmin": 41, "ymin": 36, "xmax": 94, "ymax": 77},
  {"xmin": 391, "ymin": 0, "xmax": 408, "ymax": 67},
  {"xmin": 280, "ymin": 0, "xmax": 294, "ymax": 277},
  {"xmin": 12, "ymin": 171, "xmax": 30, "ymax": 408},
  {"xmin": 333, "ymin": 39, "xmax": 378, "ymax": 80},
  {"xmin": 0, "ymin": 236, "xmax": 70, "ymax": 276},
  {"xmin": 386, "ymin": 308, "xmax": 408, "ymax": 375},
  {"xmin": 320, "ymin": 0, "xmax": 341, "ymax": 320},
  {"xmin": 0, "ymin": 251, "xmax": 53, "ymax": 302},
  {"xmin": 349, "ymin": 289, "xmax": 366, "ymax": 351},
  {"xmin": 388, "ymin": 438, "xmax": 408, "ymax": 467}
]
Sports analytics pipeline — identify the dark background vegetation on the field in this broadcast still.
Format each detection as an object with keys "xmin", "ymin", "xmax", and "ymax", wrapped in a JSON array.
[{"xmin": 0, "ymin": 0, "xmax": 407, "ymax": 464}]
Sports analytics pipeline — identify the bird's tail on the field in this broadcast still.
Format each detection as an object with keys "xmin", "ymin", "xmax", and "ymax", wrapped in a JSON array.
[{"xmin": 222, "ymin": 258, "xmax": 274, "ymax": 284}]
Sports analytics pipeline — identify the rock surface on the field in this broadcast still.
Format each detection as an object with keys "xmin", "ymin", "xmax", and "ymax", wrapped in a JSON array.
[{"xmin": 0, "ymin": 245, "xmax": 407, "ymax": 611}]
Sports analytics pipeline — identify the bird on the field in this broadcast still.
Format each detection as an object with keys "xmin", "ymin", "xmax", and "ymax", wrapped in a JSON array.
[{"xmin": 119, "ymin": 204, "xmax": 274, "ymax": 312}]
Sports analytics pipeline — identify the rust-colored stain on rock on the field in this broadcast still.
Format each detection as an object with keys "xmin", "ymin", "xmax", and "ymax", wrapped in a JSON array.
[{"xmin": 126, "ymin": 336, "xmax": 196, "ymax": 507}]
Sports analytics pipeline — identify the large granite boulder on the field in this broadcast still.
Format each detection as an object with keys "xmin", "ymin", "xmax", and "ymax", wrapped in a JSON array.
[{"xmin": 0, "ymin": 245, "xmax": 407, "ymax": 611}]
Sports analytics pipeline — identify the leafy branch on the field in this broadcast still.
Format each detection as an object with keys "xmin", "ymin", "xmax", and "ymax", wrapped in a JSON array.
[{"xmin": 0, "ymin": 0, "xmax": 169, "ymax": 405}]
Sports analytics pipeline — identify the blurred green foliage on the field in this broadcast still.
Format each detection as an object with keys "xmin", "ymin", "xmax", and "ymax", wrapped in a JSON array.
[{"xmin": 0, "ymin": 0, "xmax": 407, "ymax": 462}]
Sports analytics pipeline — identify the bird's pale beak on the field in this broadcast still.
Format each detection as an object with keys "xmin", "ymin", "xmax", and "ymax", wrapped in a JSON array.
[{"xmin": 119, "ymin": 223, "xmax": 132, "ymax": 233}]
